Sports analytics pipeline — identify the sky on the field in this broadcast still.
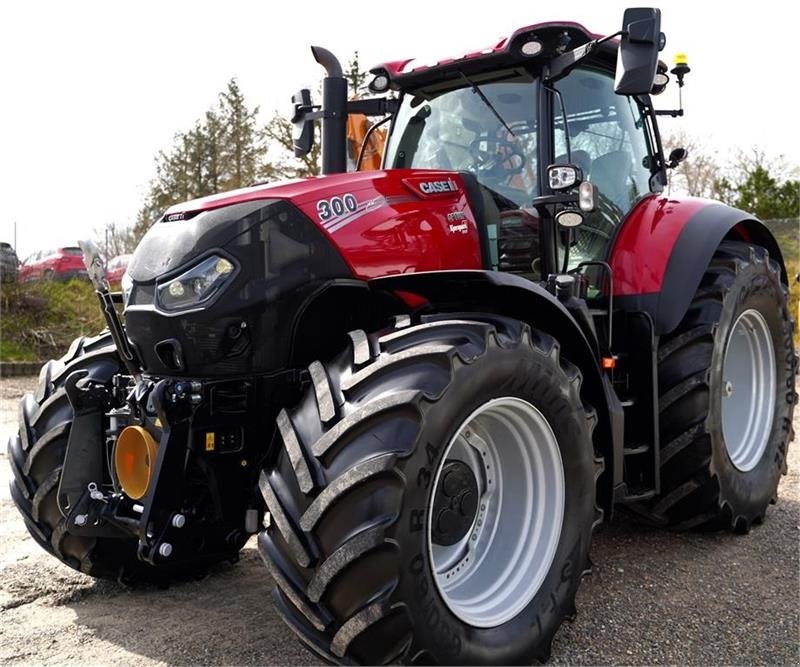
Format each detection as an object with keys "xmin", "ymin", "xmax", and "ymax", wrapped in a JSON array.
[{"xmin": 1, "ymin": 0, "xmax": 798, "ymax": 259}]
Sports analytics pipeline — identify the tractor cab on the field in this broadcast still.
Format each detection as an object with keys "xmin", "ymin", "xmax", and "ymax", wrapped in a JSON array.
[{"xmin": 293, "ymin": 9, "xmax": 671, "ymax": 290}]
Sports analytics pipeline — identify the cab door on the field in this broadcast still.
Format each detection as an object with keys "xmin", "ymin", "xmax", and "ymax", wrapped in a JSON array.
[{"xmin": 553, "ymin": 67, "xmax": 656, "ymax": 274}]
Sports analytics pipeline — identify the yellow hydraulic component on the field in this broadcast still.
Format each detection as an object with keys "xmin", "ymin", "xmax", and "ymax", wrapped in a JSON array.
[{"xmin": 114, "ymin": 425, "xmax": 159, "ymax": 500}]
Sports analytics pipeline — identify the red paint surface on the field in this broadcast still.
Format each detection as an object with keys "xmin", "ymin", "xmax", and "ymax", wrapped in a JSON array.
[
  {"xmin": 168, "ymin": 174, "xmax": 715, "ymax": 298},
  {"xmin": 608, "ymin": 195, "xmax": 710, "ymax": 295},
  {"xmin": 166, "ymin": 170, "xmax": 483, "ymax": 280}
]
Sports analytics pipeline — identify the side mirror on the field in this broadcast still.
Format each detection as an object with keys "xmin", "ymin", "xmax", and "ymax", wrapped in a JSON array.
[
  {"xmin": 667, "ymin": 147, "xmax": 688, "ymax": 169},
  {"xmin": 614, "ymin": 7, "xmax": 663, "ymax": 95},
  {"xmin": 291, "ymin": 89, "xmax": 315, "ymax": 157}
]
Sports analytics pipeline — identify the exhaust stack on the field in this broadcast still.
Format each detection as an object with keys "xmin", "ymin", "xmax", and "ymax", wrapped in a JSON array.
[{"xmin": 311, "ymin": 46, "xmax": 348, "ymax": 175}]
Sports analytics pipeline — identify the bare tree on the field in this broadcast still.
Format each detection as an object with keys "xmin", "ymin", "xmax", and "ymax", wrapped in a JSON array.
[{"xmin": 664, "ymin": 129, "xmax": 721, "ymax": 199}]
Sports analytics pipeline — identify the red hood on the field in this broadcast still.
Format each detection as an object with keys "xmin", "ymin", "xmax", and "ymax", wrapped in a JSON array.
[
  {"xmin": 164, "ymin": 171, "xmax": 404, "ymax": 217},
  {"xmin": 166, "ymin": 169, "xmax": 485, "ymax": 280}
]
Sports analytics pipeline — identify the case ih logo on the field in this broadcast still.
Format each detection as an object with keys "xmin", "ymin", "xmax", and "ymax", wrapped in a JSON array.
[
  {"xmin": 403, "ymin": 176, "xmax": 461, "ymax": 199},
  {"xmin": 419, "ymin": 179, "xmax": 458, "ymax": 194}
]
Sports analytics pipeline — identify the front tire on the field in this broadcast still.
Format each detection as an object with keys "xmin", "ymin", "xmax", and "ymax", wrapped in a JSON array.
[
  {"xmin": 646, "ymin": 241, "xmax": 796, "ymax": 531},
  {"xmin": 258, "ymin": 316, "xmax": 600, "ymax": 664}
]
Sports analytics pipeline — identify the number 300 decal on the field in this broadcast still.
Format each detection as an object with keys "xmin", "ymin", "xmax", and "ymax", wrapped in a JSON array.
[{"xmin": 317, "ymin": 193, "xmax": 358, "ymax": 222}]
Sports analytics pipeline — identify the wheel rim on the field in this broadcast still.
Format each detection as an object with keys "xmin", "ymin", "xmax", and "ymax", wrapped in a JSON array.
[
  {"xmin": 427, "ymin": 397, "xmax": 565, "ymax": 628},
  {"xmin": 721, "ymin": 309, "xmax": 776, "ymax": 472}
]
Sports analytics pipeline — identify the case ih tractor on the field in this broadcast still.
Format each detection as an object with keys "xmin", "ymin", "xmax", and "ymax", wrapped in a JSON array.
[{"xmin": 8, "ymin": 8, "xmax": 796, "ymax": 665}]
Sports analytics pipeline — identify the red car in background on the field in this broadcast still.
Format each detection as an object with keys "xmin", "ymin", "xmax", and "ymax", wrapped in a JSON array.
[
  {"xmin": 105, "ymin": 253, "xmax": 132, "ymax": 286},
  {"xmin": 18, "ymin": 247, "xmax": 87, "ymax": 282}
]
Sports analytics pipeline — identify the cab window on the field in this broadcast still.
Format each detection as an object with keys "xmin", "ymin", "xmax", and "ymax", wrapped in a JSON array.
[
  {"xmin": 554, "ymin": 67, "xmax": 653, "ymax": 270},
  {"xmin": 384, "ymin": 76, "xmax": 539, "ymax": 207}
]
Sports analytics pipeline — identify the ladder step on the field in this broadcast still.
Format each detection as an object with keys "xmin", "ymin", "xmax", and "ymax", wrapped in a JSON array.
[
  {"xmin": 623, "ymin": 444, "xmax": 650, "ymax": 456},
  {"xmin": 620, "ymin": 399, "xmax": 635, "ymax": 407},
  {"xmin": 588, "ymin": 308, "xmax": 608, "ymax": 316}
]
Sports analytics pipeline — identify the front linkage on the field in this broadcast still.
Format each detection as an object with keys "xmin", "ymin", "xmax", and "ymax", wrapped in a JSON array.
[
  {"xmin": 56, "ymin": 366, "xmax": 266, "ymax": 570},
  {"xmin": 62, "ymin": 242, "xmax": 268, "ymax": 571}
]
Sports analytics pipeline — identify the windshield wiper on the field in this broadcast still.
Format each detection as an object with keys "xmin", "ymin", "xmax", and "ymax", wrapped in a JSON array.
[{"xmin": 458, "ymin": 72, "xmax": 516, "ymax": 137}]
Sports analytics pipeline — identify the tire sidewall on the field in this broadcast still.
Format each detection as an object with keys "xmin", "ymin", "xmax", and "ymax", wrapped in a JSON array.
[
  {"xmin": 708, "ymin": 254, "xmax": 794, "ymax": 518},
  {"xmin": 391, "ymin": 336, "xmax": 595, "ymax": 664}
]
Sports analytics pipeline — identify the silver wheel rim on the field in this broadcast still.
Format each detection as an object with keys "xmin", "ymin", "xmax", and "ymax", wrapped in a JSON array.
[
  {"xmin": 721, "ymin": 309, "xmax": 776, "ymax": 472},
  {"xmin": 427, "ymin": 397, "xmax": 565, "ymax": 628}
]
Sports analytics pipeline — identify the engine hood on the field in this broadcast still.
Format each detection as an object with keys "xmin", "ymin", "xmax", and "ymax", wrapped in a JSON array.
[{"xmin": 162, "ymin": 171, "xmax": 399, "ymax": 218}]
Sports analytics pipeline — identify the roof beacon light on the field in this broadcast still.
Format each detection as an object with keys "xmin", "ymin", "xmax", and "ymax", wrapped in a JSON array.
[{"xmin": 672, "ymin": 53, "xmax": 690, "ymax": 86}]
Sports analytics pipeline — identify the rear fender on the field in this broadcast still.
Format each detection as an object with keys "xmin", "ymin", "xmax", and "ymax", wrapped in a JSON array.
[
  {"xmin": 370, "ymin": 270, "xmax": 620, "ymax": 515},
  {"xmin": 610, "ymin": 197, "xmax": 786, "ymax": 335}
]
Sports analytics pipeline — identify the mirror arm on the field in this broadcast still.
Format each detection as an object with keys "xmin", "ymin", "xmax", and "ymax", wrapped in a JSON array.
[
  {"xmin": 347, "ymin": 97, "xmax": 399, "ymax": 116},
  {"xmin": 654, "ymin": 109, "xmax": 684, "ymax": 117},
  {"xmin": 545, "ymin": 29, "xmax": 625, "ymax": 83}
]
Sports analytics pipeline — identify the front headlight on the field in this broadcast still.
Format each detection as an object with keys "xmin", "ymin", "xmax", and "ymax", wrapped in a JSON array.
[{"xmin": 156, "ymin": 254, "xmax": 237, "ymax": 311}]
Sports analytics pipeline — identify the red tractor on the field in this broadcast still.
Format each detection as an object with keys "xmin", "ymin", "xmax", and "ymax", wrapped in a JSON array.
[{"xmin": 8, "ymin": 8, "xmax": 796, "ymax": 664}]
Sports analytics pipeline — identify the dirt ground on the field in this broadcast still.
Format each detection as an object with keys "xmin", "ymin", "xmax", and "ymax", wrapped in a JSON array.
[{"xmin": 1, "ymin": 374, "xmax": 798, "ymax": 666}]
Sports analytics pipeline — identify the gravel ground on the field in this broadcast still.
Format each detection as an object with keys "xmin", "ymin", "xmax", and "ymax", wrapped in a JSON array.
[{"xmin": 1, "ymin": 374, "xmax": 798, "ymax": 665}]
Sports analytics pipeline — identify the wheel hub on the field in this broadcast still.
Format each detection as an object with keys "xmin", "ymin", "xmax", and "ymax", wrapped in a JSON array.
[
  {"xmin": 431, "ymin": 461, "xmax": 479, "ymax": 546},
  {"xmin": 721, "ymin": 308, "xmax": 776, "ymax": 472},
  {"xmin": 428, "ymin": 397, "xmax": 565, "ymax": 628}
]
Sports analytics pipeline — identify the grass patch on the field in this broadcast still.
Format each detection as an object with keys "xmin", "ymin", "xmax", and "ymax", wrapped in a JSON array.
[
  {"xmin": 764, "ymin": 218, "xmax": 799, "ymax": 347},
  {"xmin": 0, "ymin": 280, "xmax": 106, "ymax": 362}
]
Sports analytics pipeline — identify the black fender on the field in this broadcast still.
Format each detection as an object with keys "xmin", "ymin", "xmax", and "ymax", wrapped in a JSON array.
[
  {"xmin": 370, "ymin": 269, "xmax": 622, "ymax": 515},
  {"xmin": 621, "ymin": 203, "xmax": 787, "ymax": 335}
]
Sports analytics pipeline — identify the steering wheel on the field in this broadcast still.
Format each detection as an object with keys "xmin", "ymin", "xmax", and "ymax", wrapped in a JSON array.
[{"xmin": 468, "ymin": 137, "xmax": 526, "ymax": 177}]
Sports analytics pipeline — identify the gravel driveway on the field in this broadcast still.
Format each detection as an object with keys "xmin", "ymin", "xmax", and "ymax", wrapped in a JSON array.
[{"xmin": 1, "ymin": 375, "xmax": 798, "ymax": 665}]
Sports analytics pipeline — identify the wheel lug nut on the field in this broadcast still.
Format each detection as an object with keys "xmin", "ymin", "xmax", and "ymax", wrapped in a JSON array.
[{"xmin": 724, "ymin": 381, "xmax": 734, "ymax": 397}]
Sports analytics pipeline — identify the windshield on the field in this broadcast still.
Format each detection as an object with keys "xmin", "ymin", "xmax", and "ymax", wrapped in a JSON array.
[{"xmin": 384, "ymin": 78, "xmax": 539, "ymax": 206}]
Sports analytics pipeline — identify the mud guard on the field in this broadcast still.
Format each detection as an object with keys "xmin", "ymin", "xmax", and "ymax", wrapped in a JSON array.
[{"xmin": 611, "ymin": 199, "xmax": 786, "ymax": 335}]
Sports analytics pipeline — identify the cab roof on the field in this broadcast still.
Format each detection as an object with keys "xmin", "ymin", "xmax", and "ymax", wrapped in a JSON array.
[{"xmin": 371, "ymin": 21, "xmax": 617, "ymax": 92}]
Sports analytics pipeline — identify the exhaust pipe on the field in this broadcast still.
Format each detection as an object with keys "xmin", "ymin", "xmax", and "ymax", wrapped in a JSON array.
[{"xmin": 311, "ymin": 46, "xmax": 347, "ymax": 175}]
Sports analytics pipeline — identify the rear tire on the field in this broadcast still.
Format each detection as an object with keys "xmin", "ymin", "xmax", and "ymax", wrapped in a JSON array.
[
  {"xmin": 645, "ymin": 241, "xmax": 796, "ymax": 531},
  {"xmin": 258, "ymin": 315, "xmax": 601, "ymax": 664}
]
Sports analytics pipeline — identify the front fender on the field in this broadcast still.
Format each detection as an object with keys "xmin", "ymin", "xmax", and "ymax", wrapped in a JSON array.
[
  {"xmin": 609, "ymin": 196, "xmax": 786, "ymax": 335},
  {"xmin": 370, "ymin": 270, "xmax": 621, "ymax": 513}
]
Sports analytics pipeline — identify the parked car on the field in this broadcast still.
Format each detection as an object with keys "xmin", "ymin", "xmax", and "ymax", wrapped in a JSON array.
[
  {"xmin": 0, "ymin": 242, "xmax": 19, "ymax": 282},
  {"xmin": 18, "ymin": 246, "xmax": 87, "ymax": 282},
  {"xmin": 105, "ymin": 253, "xmax": 132, "ymax": 286}
]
